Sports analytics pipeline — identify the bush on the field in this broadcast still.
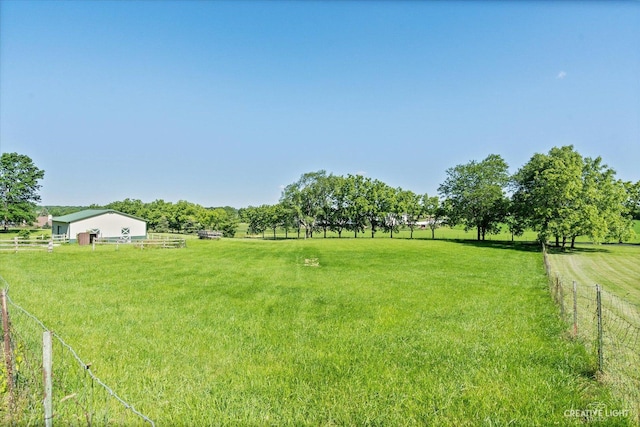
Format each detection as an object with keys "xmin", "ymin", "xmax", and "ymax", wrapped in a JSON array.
[
  {"xmin": 17, "ymin": 229, "xmax": 30, "ymax": 240},
  {"xmin": 221, "ymin": 220, "xmax": 238, "ymax": 238}
]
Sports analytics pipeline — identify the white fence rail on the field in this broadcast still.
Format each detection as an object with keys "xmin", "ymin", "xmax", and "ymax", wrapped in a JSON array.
[
  {"xmin": 51, "ymin": 234, "xmax": 69, "ymax": 243},
  {"xmin": 197, "ymin": 230, "xmax": 222, "ymax": 239},
  {"xmin": 93, "ymin": 237, "xmax": 186, "ymax": 249},
  {"xmin": 134, "ymin": 238, "xmax": 186, "ymax": 249},
  {"xmin": 0, "ymin": 238, "xmax": 53, "ymax": 253}
]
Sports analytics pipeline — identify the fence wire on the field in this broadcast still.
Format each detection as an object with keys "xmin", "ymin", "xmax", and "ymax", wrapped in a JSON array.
[
  {"xmin": 543, "ymin": 245, "xmax": 640, "ymax": 423},
  {"xmin": 1, "ymin": 289, "xmax": 155, "ymax": 426}
]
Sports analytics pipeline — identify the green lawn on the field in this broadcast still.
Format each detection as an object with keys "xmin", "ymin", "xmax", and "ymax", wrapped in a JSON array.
[{"xmin": 0, "ymin": 238, "xmax": 633, "ymax": 425}]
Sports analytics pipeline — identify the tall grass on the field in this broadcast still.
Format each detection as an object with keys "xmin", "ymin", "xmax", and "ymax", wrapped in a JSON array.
[{"xmin": 0, "ymin": 239, "xmax": 633, "ymax": 425}]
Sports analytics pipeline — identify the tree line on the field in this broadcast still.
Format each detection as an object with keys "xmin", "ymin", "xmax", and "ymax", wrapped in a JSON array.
[
  {"xmin": 242, "ymin": 146, "xmax": 639, "ymax": 246},
  {"xmin": 241, "ymin": 171, "xmax": 442, "ymax": 240},
  {"xmin": 2, "ymin": 146, "xmax": 639, "ymax": 246}
]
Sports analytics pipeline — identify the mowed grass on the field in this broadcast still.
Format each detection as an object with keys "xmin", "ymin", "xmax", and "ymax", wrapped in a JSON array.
[
  {"xmin": 0, "ymin": 239, "xmax": 630, "ymax": 425},
  {"xmin": 547, "ymin": 244, "xmax": 640, "ymax": 306}
]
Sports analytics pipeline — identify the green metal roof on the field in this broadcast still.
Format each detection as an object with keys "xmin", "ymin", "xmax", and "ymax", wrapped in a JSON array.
[{"xmin": 52, "ymin": 209, "xmax": 146, "ymax": 223}]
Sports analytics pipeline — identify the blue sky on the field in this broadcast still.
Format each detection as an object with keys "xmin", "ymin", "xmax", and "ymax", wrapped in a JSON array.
[{"xmin": 1, "ymin": 1, "xmax": 638, "ymax": 208}]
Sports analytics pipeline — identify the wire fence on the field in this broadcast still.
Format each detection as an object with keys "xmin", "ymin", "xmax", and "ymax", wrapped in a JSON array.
[
  {"xmin": 0, "ymin": 286, "xmax": 155, "ymax": 426},
  {"xmin": 543, "ymin": 244, "xmax": 640, "ymax": 423}
]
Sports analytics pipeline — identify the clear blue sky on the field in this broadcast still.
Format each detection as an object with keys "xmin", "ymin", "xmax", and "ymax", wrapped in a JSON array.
[{"xmin": 1, "ymin": 1, "xmax": 638, "ymax": 208}]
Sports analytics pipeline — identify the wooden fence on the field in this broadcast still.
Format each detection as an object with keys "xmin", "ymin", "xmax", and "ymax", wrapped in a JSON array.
[
  {"xmin": 134, "ymin": 238, "xmax": 186, "ymax": 249},
  {"xmin": 198, "ymin": 230, "xmax": 222, "ymax": 239},
  {"xmin": 51, "ymin": 234, "xmax": 69, "ymax": 244},
  {"xmin": 94, "ymin": 237, "xmax": 186, "ymax": 249},
  {"xmin": 0, "ymin": 238, "xmax": 53, "ymax": 253}
]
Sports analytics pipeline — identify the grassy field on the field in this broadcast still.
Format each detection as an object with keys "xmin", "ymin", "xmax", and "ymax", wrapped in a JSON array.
[{"xmin": 0, "ymin": 238, "xmax": 634, "ymax": 425}]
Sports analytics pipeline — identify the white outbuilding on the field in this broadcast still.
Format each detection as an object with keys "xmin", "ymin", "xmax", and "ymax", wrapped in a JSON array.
[{"xmin": 51, "ymin": 209, "xmax": 147, "ymax": 243}]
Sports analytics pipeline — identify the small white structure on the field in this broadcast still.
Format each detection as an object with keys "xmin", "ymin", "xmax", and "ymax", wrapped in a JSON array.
[{"xmin": 51, "ymin": 209, "xmax": 147, "ymax": 243}]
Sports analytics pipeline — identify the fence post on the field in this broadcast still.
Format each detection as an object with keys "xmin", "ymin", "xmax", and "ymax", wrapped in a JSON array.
[
  {"xmin": 554, "ymin": 273, "xmax": 564, "ymax": 318},
  {"xmin": 595, "ymin": 284, "xmax": 603, "ymax": 374},
  {"xmin": 14, "ymin": 237, "xmax": 18, "ymax": 254},
  {"xmin": 559, "ymin": 276, "xmax": 565, "ymax": 318},
  {"xmin": 572, "ymin": 281, "xmax": 578, "ymax": 338},
  {"xmin": 43, "ymin": 331, "xmax": 53, "ymax": 427},
  {"xmin": 1, "ymin": 289, "xmax": 14, "ymax": 406}
]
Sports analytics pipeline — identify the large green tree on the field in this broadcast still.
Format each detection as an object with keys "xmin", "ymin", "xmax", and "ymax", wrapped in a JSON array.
[
  {"xmin": 145, "ymin": 199, "xmax": 172, "ymax": 232},
  {"xmin": 265, "ymin": 204, "xmax": 288, "ymax": 240},
  {"xmin": 422, "ymin": 194, "xmax": 443, "ymax": 239},
  {"xmin": 624, "ymin": 180, "xmax": 640, "ymax": 220},
  {"xmin": 106, "ymin": 198, "xmax": 146, "ymax": 218},
  {"xmin": 169, "ymin": 200, "xmax": 201, "ymax": 233},
  {"xmin": 1, "ymin": 152, "xmax": 45, "ymax": 231},
  {"xmin": 243, "ymin": 205, "xmax": 269, "ymax": 238},
  {"xmin": 280, "ymin": 170, "xmax": 328, "ymax": 238},
  {"xmin": 325, "ymin": 175, "xmax": 350, "ymax": 238},
  {"xmin": 364, "ymin": 178, "xmax": 394, "ymax": 238},
  {"xmin": 344, "ymin": 174, "xmax": 370, "ymax": 238},
  {"xmin": 199, "ymin": 207, "xmax": 238, "ymax": 238},
  {"xmin": 397, "ymin": 189, "xmax": 423, "ymax": 239},
  {"xmin": 438, "ymin": 154, "xmax": 510, "ymax": 240},
  {"xmin": 570, "ymin": 156, "xmax": 628, "ymax": 246},
  {"xmin": 512, "ymin": 146, "xmax": 632, "ymax": 247},
  {"xmin": 512, "ymin": 146, "xmax": 584, "ymax": 246}
]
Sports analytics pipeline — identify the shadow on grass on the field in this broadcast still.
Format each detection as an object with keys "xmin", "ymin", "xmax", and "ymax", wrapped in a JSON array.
[
  {"xmin": 446, "ymin": 239, "xmax": 543, "ymax": 253},
  {"xmin": 439, "ymin": 238, "xmax": 620, "ymax": 255},
  {"xmin": 405, "ymin": 235, "xmax": 544, "ymax": 252},
  {"xmin": 545, "ymin": 243, "xmax": 611, "ymax": 255}
]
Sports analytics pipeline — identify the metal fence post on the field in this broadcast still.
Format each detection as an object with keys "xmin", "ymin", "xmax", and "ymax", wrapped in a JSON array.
[
  {"xmin": 554, "ymin": 273, "xmax": 564, "ymax": 318},
  {"xmin": 572, "ymin": 281, "xmax": 578, "ymax": 338},
  {"xmin": 595, "ymin": 284, "xmax": 603, "ymax": 373},
  {"xmin": 1, "ymin": 289, "xmax": 14, "ymax": 406},
  {"xmin": 558, "ymin": 276, "xmax": 565, "ymax": 319},
  {"xmin": 43, "ymin": 331, "xmax": 53, "ymax": 427}
]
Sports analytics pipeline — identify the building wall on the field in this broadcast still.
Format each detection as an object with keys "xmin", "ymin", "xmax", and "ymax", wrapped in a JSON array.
[
  {"xmin": 51, "ymin": 222, "xmax": 69, "ymax": 237},
  {"xmin": 36, "ymin": 216, "xmax": 52, "ymax": 228},
  {"xmin": 55, "ymin": 212, "xmax": 146, "ymax": 242}
]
